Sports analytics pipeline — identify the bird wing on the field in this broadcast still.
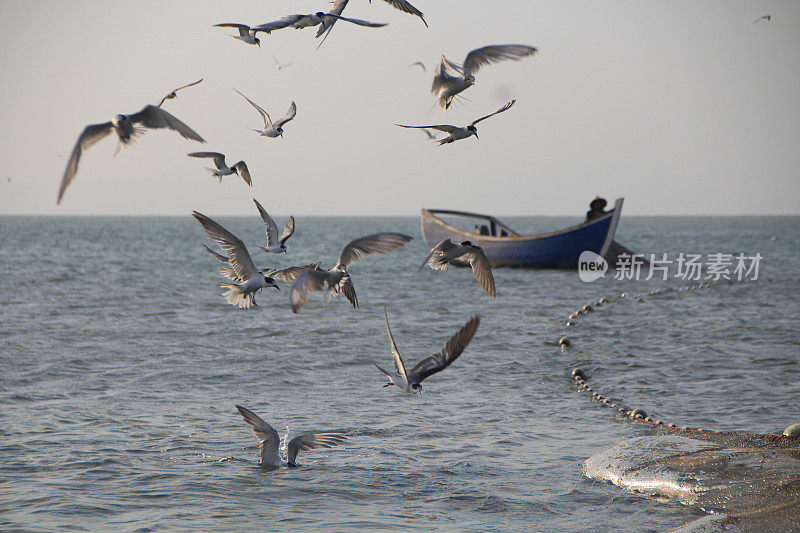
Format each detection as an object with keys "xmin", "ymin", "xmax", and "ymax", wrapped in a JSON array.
[
  {"xmin": 235, "ymin": 405, "xmax": 281, "ymax": 466},
  {"xmin": 337, "ymin": 232, "xmax": 412, "ymax": 267},
  {"xmin": 287, "ymin": 432, "xmax": 347, "ymax": 465},
  {"xmin": 173, "ymin": 78, "xmax": 203, "ymax": 93},
  {"xmin": 203, "ymin": 243, "xmax": 229, "ymax": 263},
  {"xmin": 214, "ymin": 23, "xmax": 251, "ymax": 38},
  {"xmin": 408, "ymin": 315, "xmax": 481, "ymax": 383},
  {"xmin": 396, "ymin": 124, "xmax": 462, "ymax": 134},
  {"xmin": 56, "ymin": 121, "xmax": 114, "ymax": 204},
  {"xmin": 253, "ymin": 198, "xmax": 279, "ymax": 246},
  {"xmin": 381, "ymin": 0, "xmax": 427, "ymax": 26},
  {"xmin": 419, "ymin": 238, "xmax": 455, "ymax": 270},
  {"xmin": 254, "ymin": 15, "xmax": 305, "ymax": 33},
  {"xmin": 279, "ymin": 216, "xmax": 295, "ymax": 246},
  {"xmin": 469, "ymin": 99, "xmax": 516, "ymax": 127},
  {"xmin": 462, "ymin": 247, "xmax": 496, "ymax": 297},
  {"xmin": 232, "ymin": 161, "xmax": 252, "ymax": 186},
  {"xmin": 272, "ymin": 102, "xmax": 297, "ymax": 130},
  {"xmin": 409, "ymin": 61, "xmax": 426, "ymax": 72},
  {"xmin": 263, "ymin": 262, "xmax": 321, "ymax": 282},
  {"xmin": 462, "ymin": 44, "xmax": 538, "ymax": 78},
  {"xmin": 188, "ymin": 151, "xmax": 226, "ymax": 169},
  {"xmin": 290, "ymin": 269, "xmax": 328, "ymax": 313},
  {"xmin": 335, "ymin": 274, "xmax": 358, "ymax": 309},
  {"xmin": 383, "ymin": 309, "xmax": 408, "ymax": 382},
  {"xmin": 234, "ymin": 88, "xmax": 273, "ymax": 130},
  {"xmin": 128, "ymin": 105, "xmax": 205, "ymax": 142},
  {"xmin": 327, "ymin": 13, "xmax": 389, "ymax": 28},
  {"xmin": 431, "ymin": 57, "xmax": 460, "ymax": 94},
  {"xmin": 315, "ymin": 0, "xmax": 349, "ymax": 42},
  {"xmin": 192, "ymin": 211, "xmax": 259, "ymax": 280}
]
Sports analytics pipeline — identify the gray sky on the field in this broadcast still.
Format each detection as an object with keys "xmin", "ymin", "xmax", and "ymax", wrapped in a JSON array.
[{"xmin": 1, "ymin": 1, "xmax": 798, "ymax": 216}]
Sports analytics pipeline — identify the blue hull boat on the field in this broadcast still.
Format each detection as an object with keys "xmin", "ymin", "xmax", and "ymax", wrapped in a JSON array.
[{"xmin": 420, "ymin": 198, "xmax": 624, "ymax": 268}]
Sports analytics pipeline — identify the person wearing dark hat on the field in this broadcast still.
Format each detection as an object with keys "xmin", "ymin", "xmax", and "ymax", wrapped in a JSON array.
[{"xmin": 586, "ymin": 197, "xmax": 608, "ymax": 222}]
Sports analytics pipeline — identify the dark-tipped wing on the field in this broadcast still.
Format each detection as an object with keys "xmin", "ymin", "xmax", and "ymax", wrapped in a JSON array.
[
  {"xmin": 337, "ymin": 232, "xmax": 412, "ymax": 267},
  {"xmin": 232, "ymin": 161, "xmax": 252, "ymax": 186},
  {"xmin": 236, "ymin": 405, "xmax": 281, "ymax": 466},
  {"xmin": 327, "ymin": 13, "xmax": 389, "ymax": 28},
  {"xmin": 263, "ymin": 262, "xmax": 320, "ymax": 282},
  {"xmin": 192, "ymin": 211, "xmax": 259, "ymax": 280},
  {"xmin": 462, "ymin": 247, "xmax": 495, "ymax": 297},
  {"xmin": 234, "ymin": 88, "xmax": 272, "ymax": 130},
  {"xmin": 396, "ymin": 124, "xmax": 462, "ymax": 134},
  {"xmin": 408, "ymin": 314, "xmax": 481, "ymax": 383},
  {"xmin": 469, "ymin": 99, "xmax": 516, "ymax": 127},
  {"xmin": 159, "ymin": 78, "xmax": 203, "ymax": 107},
  {"xmin": 56, "ymin": 121, "xmax": 114, "ymax": 204},
  {"xmin": 214, "ymin": 23, "xmax": 252, "ymax": 38},
  {"xmin": 253, "ymin": 198, "xmax": 278, "ymax": 246},
  {"xmin": 315, "ymin": 0, "xmax": 349, "ymax": 41},
  {"xmin": 336, "ymin": 274, "xmax": 358, "ymax": 309},
  {"xmin": 273, "ymin": 101, "xmax": 296, "ymax": 130},
  {"xmin": 384, "ymin": 309, "xmax": 407, "ymax": 381},
  {"xmin": 128, "ymin": 105, "xmax": 205, "ymax": 142},
  {"xmin": 279, "ymin": 216, "xmax": 295, "ymax": 246},
  {"xmin": 382, "ymin": 0, "xmax": 427, "ymax": 26},
  {"xmin": 188, "ymin": 151, "xmax": 226, "ymax": 169},
  {"xmin": 461, "ymin": 44, "xmax": 538, "ymax": 78},
  {"xmin": 254, "ymin": 15, "xmax": 306, "ymax": 33},
  {"xmin": 290, "ymin": 269, "xmax": 329, "ymax": 313},
  {"xmin": 203, "ymin": 243, "xmax": 229, "ymax": 263},
  {"xmin": 287, "ymin": 432, "xmax": 347, "ymax": 465}
]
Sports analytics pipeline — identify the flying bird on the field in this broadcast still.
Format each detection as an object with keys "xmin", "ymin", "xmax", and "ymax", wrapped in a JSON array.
[
  {"xmin": 409, "ymin": 61, "xmax": 426, "ymax": 72},
  {"xmin": 397, "ymin": 100, "xmax": 516, "ymax": 145},
  {"xmin": 203, "ymin": 244, "xmax": 318, "ymax": 284},
  {"xmin": 234, "ymin": 89, "xmax": 296, "ymax": 139},
  {"xmin": 754, "ymin": 15, "xmax": 771, "ymax": 23},
  {"xmin": 431, "ymin": 45, "xmax": 536, "ymax": 110},
  {"xmin": 188, "ymin": 152, "xmax": 252, "ymax": 186},
  {"xmin": 157, "ymin": 78, "xmax": 203, "ymax": 108},
  {"xmin": 57, "ymin": 105, "xmax": 205, "ymax": 204},
  {"xmin": 253, "ymin": 198, "xmax": 295, "ymax": 254},
  {"xmin": 273, "ymin": 54, "xmax": 292, "ymax": 70},
  {"xmin": 236, "ymin": 405, "xmax": 347, "ymax": 468},
  {"xmin": 213, "ymin": 23, "xmax": 262, "ymax": 46},
  {"xmin": 289, "ymin": 233, "xmax": 412, "ymax": 313},
  {"xmin": 316, "ymin": 0, "xmax": 426, "ymax": 47},
  {"xmin": 254, "ymin": 12, "xmax": 387, "ymax": 34},
  {"xmin": 375, "ymin": 310, "xmax": 481, "ymax": 394},
  {"xmin": 192, "ymin": 211, "xmax": 279, "ymax": 308},
  {"xmin": 420, "ymin": 238, "xmax": 496, "ymax": 297}
]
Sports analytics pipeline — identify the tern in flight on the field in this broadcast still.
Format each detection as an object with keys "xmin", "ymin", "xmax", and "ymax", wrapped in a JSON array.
[
  {"xmin": 253, "ymin": 198, "xmax": 295, "ymax": 254},
  {"xmin": 236, "ymin": 405, "xmax": 347, "ymax": 468},
  {"xmin": 397, "ymin": 100, "xmax": 516, "ymax": 145},
  {"xmin": 157, "ymin": 78, "xmax": 203, "ymax": 108},
  {"xmin": 409, "ymin": 61, "xmax": 426, "ymax": 72},
  {"xmin": 255, "ymin": 12, "xmax": 387, "ymax": 35},
  {"xmin": 316, "ymin": 0, "xmax": 426, "ymax": 47},
  {"xmin": 273, "ymin": 54, "xmax": 292, "ymax": 70},
  {"xmin": 420, "ymin": 238, "xmax": 496, "ymax": 297},
  {"xmin": 375, "ymin": 310, "xmax": 481, "ymax": 394},
  {"xmin": 203, "ymin": 244, "xmax": 318, "ymax": 285},
  {"xmin": 188, "ymin": 152, "xmax": 252, "ymax": 186},
  {"xmin": 234, "ymin": 88, "xmax": 296, "ymax": 139},
  {"xmin": 289, "ymin": 233, "xmax": 412, "ymax": 313},
  {"xmin": 57, "ymin": 105, "xmax": 205, "ymax": 204},
  {"xmin": 754, "ymin": 15, "xmax": 771, "ymax": 23},
  {"xmin": 431, "ymin": 44, "xmax": 536, "ymax": 110},
  {"xmin": 192, "ymin": 211, "xmax": 279, "ymax": 309},
  {"xmin": 213, "ymin": 23, "xmax": 262, "ymax": 46}
]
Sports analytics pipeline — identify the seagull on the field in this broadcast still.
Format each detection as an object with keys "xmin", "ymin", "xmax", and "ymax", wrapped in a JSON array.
[
  {"xmin": 192, "ymin": 211, "xmax": 279, "ymax": 309},
  {"xmin": 203, "ymin": 244, "xmax": 318, "ymax": 284},
  {"xmin": 409, "ymin": 61, "xmax": 426, "ymax": 72},
  {"xmin": 420, "ymin": 238, "xmax": 496, "ymax": 297},
  {"xmin": 431, "ymin": 45, "xmax": 537, "ymax": 110},
  {"xmin": 273, "ymin": 54, "xmax": 292, "ymax": 70},
  {"xmin": 236, "ymin": 405, "xmax": 347, "ymax": 468},
  {"xmin": 234, "ymin": 89, "xmax": 296, "ymax": 139},
  {"xmin": 316, "ymin": 0, "xmax": 426, "ymax": 48},
  {"xmin": 254, "ymin": 12, "xmax": 387, "ymax": 34},
  {"xmin": 253, "ymin": 198, "xmax": 295, "ymax": 253},
  {"xmin": 188, "ymin": 152, "xmax": 252, "ymax": 186},
  {"xmin": 157, "ymin": 78, "xmax": 203, "ymax": 108},
  {"xmin": 375, "ymin": 310, "xmax": 481, "ymax": 394},
  {"xmin": 213, "ymin": 23, "xmax": 262, "ymax": 46},
  {"xmin": 289, "ymin": 233, "xmax": 412, "ymax": 313},
  {"xmin": 397, "ymin": 100, "xmax": 516, "ymax": 145},
  {"xmin": 57, "ymin": 105, "xmax": 205, "ymax": 204},
  {"xmin": 754, "ymin": 15, "xmax": 771, "ymax": 23}
]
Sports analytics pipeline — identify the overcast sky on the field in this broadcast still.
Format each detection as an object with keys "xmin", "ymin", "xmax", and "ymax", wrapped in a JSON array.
[{"xmin": 1, "ymin": 1, "xmax": 798, "ymax": 216}]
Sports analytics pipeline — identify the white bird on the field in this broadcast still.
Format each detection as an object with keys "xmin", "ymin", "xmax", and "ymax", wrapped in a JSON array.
[
  {"xmin": 203, "ymin": 244, "xmax": 318, "ymax": 284},
  {"xmin": 254, "ymin": 12, "xmax": 387, "ymax": 34},
  {"xmin": 253, "ymin": 198, "xmax": 295, "ymax": 254},
  {"xmin": 188, "ymin": 152, "xmax": 252, "ymax": 186},
  {"xmin": 213, "ymin": 23, "xmax": 262, "ymax": 46},
  {"xmin": 375, "ymin": 310, "xmax": 481, "ymax": 394},
  {"xmin": 431, "ymin": 45, "xmax": 537, "ymax": 110},
  {"xmin": 420, "ymin": 238, "xmax": 496, "ymax": 297},
  {"xmin": 234, "ymin": 88, "xmax": 296, "ymax": 139},
  {"xmin": 397, "ymin": 100, "xmax": 516, "ymax": 145},
  {"xmin": 316, "ymin": 0, "xmax": 426, "ymax": 47},
  {"xmin": 57, "ymin": 105, "xmax": 205, "ymax": 204},
  {"xmin": 273, "ymin": 54, "xmax": 292, "ymax": 71},
  {"xmin": 157, "ymin": 78, "xmax": 203, "ymax": 108},
  {"xmin": 192, "ymin": 211, "xmax": 279, "ymax": 309},
  {"xmin": 236, "ymin": 405, "xmax": 347, "ymax": 468},
  {"xmin": 289, "ymin": 233, "xmax": 412, "ymax": 313}
]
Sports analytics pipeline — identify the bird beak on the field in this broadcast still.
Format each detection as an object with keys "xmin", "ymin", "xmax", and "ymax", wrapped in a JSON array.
[
  {"xmin": 274, "ymin": 285, "xmax": 280, "ymax": 290},
  {"xmin": 474, "ymin": 133, "xmax": 479, "ymax": 140},
  {"xmin": 257, "ymin": 42, "xmax": 261, "ymax": 48}
]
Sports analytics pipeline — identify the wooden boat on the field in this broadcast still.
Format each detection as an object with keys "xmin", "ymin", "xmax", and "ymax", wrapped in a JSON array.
[{"xmin": 420, "ymin": 198, "xmax": 625, "ymax": 268}]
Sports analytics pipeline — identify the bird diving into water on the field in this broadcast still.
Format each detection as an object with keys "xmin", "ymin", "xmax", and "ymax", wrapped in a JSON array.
[
  {"xmin": 187, "ymin": 152, "xmax": 252, "ymax": 186},
  {"xmin": 157, "ymin": 78, "xmax": 203, "ymax": 108},
  {"xmin": 375, "ymin": 310, "xmax": 481, "ymax": 394},
  {"xmin": 57, "ymin": 105, "xmax": 205, "ymax": 204},
  {"xmin": 289, "ymin": 232, "xmax": 412, "ymax": 313},
  {"xmin": 431, "ymin": 45, "xmax": 536, "ymax": 110},
  {"xmin": 420, "ymin": 238, "xmax": 496, "ymax": 297},
  {"xmin": 234, "ymin": 88, "xmax": 296, "ymax": 139},
  {"xmin": 236, "ymin": 405, "xmax": 347, "ymax": 468},
  {"xmin": 397, "ymin": 99, "xmax": 516, "ymax": 145}
]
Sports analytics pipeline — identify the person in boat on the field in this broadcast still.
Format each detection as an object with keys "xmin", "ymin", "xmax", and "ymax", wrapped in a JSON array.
[{"xmin": 586, "ymin": 197, "xmax": 608, "ymax": 222}]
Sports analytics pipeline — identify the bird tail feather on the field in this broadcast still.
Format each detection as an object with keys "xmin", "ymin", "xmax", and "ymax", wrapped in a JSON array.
[{"xmin": 220, "ymin": 283, "xmax": 255, "ymax": 309}]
